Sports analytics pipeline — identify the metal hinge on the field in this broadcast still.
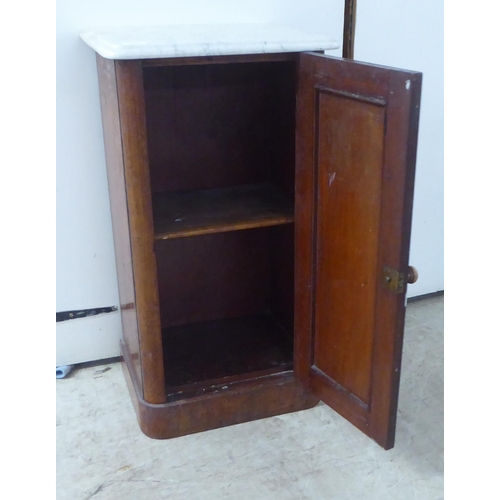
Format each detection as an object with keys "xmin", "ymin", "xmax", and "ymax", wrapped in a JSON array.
[{"xmin": 382, "ymin": 266, "xmax": 405, "ymax": 294}]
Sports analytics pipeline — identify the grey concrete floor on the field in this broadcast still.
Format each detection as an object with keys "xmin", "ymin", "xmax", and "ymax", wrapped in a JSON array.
[{"xmin": 56, "ymin": 295, "xmax": 443, "ymax": 500}]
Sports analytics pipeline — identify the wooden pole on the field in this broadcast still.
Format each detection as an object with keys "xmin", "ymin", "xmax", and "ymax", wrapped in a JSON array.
[{"xmin": 343, "ymin": 0, "xmax": 357, "ymax": 59}]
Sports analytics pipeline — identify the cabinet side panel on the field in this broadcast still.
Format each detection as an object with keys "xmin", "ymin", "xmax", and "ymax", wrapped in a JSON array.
[
  {"xmin": 96, "ymin": 55, "xmax": 143, "ymax": 392},
  {"xmin": 113, "ymin": 60, "xmax": 166, "ymax": 404}
]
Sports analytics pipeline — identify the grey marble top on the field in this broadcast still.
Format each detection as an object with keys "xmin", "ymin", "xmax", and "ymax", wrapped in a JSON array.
[{"xmin": 80, "ymin": 23, "xmax": 339, "ymax": 60}]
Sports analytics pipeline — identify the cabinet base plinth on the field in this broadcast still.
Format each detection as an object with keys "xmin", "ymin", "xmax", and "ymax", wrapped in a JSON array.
[{"xmin": 121, "ymin": 341, "xmax": 318, "ymax": 439}]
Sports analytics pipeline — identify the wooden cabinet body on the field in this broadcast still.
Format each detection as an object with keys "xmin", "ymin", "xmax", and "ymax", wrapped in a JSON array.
[{"xmin": 95, "ymin": 50, "xmax": 421, "ymax": 450}]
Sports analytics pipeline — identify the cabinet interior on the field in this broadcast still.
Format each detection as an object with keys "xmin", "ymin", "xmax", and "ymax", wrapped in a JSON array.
[{"xmin": 142, "ymin": 59, "xmax": 298, "ymax": 397}]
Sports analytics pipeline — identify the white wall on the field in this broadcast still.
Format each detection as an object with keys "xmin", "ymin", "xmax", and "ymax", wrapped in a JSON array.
[
  {"xmin": 355, "ymin": 0, "xmax": 444, "ymax": 297},
  {"xmin": 56, "ymin": 0, "xmax": 442, "ymax": 364}
]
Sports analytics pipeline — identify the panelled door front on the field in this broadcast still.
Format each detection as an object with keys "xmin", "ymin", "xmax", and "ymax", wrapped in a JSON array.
[{"xmin": 295, "ymin": 53, "xmax": 422, "ymax": 449}]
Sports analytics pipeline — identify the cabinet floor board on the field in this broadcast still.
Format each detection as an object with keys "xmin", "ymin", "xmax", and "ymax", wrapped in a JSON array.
[{"xmin": 162, "ymin": 313, "xmax": 293, "ymax": 390}]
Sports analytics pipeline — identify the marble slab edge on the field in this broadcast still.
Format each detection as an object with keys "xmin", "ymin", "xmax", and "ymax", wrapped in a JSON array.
[{"xmin": 80, "ymin": 24, "xmax": 340, "ymax": 60}]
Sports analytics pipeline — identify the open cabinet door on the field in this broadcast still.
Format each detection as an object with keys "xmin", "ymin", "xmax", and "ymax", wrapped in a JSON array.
[{"xmin": 295, "ymin": 53, "xmax": 422, "ymax": 449}]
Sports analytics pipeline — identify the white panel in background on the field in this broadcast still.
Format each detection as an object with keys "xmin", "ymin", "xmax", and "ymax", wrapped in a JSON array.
[
  {"xmin": 355, "ymin": 0, "xmax": 444, "ymax": 297},
  {"xmin": 56, "ymin": 312, "xmax": 122, "ymax": 366}
]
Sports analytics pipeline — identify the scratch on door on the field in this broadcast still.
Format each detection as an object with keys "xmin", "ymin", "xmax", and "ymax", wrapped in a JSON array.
[{"xmin": 328, "ymin": 172, "xmax": 337, "ymax": 187}]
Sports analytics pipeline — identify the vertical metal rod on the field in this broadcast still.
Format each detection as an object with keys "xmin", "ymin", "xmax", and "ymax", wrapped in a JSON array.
[{"xmin": 343, "ymin": 0, "xmax": 357, "ymax": 59}]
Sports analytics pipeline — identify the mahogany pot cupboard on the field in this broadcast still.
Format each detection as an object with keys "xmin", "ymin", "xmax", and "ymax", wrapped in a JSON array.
[{"xmin": 83, "ymin": 27, "xmax": 421, "ymax": 450}]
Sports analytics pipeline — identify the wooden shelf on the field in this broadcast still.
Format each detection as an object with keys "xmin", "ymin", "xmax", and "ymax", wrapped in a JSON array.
[
  {"xmin": 152, "ymin": 183, "xmax": 294, "ymax": 240},
  {"xmin": 162, "ymin": 313, "xmax": 293, "ymax": 392}
]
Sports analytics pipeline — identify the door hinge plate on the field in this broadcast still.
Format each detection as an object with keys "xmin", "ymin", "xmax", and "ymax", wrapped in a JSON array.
[{"xmin": 382, "ymin": 266, "xmax": 405, "ymax": 294}]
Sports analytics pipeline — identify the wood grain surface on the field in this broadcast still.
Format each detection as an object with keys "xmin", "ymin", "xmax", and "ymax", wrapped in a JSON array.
[
  {"xmin": 153, "ymin": 183, "xmax": 294, "ymax": 240},
  {"xmin": 295, "ymin": 52, "xmax": 421, "ymax": 449}
]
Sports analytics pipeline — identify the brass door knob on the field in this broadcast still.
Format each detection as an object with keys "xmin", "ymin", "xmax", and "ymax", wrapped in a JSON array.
[{"xmin": 407, "ymin": 266, "xmax": 418, "ymax": 284}]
